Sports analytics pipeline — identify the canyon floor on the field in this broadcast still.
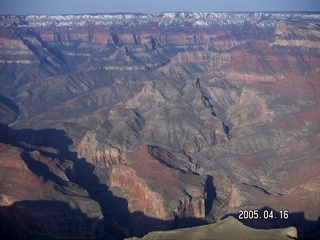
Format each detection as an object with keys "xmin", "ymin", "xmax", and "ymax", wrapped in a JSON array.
[{"xmin": 0, "ymin": 12, "xmax": 320, "ymax": 239}]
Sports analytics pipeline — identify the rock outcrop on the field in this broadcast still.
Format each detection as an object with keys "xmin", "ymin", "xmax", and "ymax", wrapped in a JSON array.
[
  {"xmin": 78, "ymin": 131, "xmax": 123, "ymax": 168},
  {"xmin": 126, "ymin": 216, "xmax": 298, "ymax": 240},
  {"xmin": 109, "ymin": 145, "xmax": 206, "ymax": 220}
]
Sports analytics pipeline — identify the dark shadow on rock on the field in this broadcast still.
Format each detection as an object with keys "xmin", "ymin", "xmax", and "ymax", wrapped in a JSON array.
[
  {"xmin": 205, "ymin": 175, "xmax": 216, "ymax": 216},
  {"xmin": 0, "ymin": 123, "xmax": 211, "ymax": 239},
  {"xmin": 2, "ymin": 124, "xmax": 320, "ymax": 239},
  {"xmin": 21, "ymin": 150, "xmax": 68, "ymax": 187},
  {"xmin": 130, "ymin": 211, "xmax": 207, "ymax": 238},
  {"xmin": 223, "ymin": 206, "xmax": 320, "ymax": 240},
  {"xmin": 0, "ymin": 200, "xmax": 105, "ymax": 239}
]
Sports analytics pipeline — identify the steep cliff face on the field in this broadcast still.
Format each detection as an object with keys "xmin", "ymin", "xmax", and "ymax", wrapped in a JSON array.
[
  {"xmin": 110, "ymin": 165, "xmax": 165, "ymax": 218},
  {"xmin": 1, "ymin": 12, "xmax": 320, "ymax": 239},
  {"xmin": 109, "ymin": 145, "xmax": 206, "ymax": 220},
  {"xmin": 78, "ymin": 130, "xmax": 123, "ymax": 168}
]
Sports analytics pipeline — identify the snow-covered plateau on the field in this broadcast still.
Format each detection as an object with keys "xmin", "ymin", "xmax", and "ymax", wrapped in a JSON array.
[{"xmin": 0, "ymin": 12, "xmax": 319, "ymax": 29}]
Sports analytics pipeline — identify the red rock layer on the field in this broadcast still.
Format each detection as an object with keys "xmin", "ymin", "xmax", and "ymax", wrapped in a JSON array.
[
  {"xmin": 110, "ymin": 145, "xmax": 205, "ymax": 220},
  {"xmin": 0, "ymin": 144, "xmax": 43, "ymax": 205}
]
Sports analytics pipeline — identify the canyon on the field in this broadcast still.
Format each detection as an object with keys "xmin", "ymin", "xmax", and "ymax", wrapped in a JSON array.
[{"xmin": 0, "ymin": 12, "xmax": 320, "ymax": 239}]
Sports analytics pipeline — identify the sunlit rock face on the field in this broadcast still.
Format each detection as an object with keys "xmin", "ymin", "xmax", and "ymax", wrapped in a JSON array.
[
  {"xmin": 109, "ymin": 145, "xmax": 206, "ymax": 219},
  {"xmin": 125, "ymin": 216, "xmax": 298, "ymax": 240},
  {"xmin": 0, "ymin": 12, "xmax": 320, "ymax": 239}
]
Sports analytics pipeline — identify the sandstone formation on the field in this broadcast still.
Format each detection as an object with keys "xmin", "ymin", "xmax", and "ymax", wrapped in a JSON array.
[
  {"xmin": 0, "ymin": 12, "xmax": 320, "ymax": 239},
  {"xmin": 110, "ymin": 145, "xmax": 206, "ymax": 220}
]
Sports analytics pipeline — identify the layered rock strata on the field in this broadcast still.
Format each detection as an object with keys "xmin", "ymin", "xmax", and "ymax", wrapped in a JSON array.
[{"xmin": 0, "ymin": 12, "xmax": 320, "ymax": 239}]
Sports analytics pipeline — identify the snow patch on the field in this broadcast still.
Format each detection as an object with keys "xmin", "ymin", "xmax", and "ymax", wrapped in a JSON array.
[
  {"xmin": 1, "ymin": 12, "xmax": 318, "ymax": 29},
  {"xmin": 193, "ymin": 20, "xmax": 209, "ymax": 27},
  {"xmin": 163, "ymin": 13, "xmax": 176, "ymax": 19}
]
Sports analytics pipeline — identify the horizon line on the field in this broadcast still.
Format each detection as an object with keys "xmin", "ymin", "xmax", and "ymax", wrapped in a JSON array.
[{"xmin": 1, "ymin": 11, "xmax": 320, "ymax": 17}]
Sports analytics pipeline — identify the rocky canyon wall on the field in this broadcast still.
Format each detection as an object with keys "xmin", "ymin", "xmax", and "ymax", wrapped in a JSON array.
[{"xmin": 0, "ymin": 12, "xmax": 320, "ymax": 239}]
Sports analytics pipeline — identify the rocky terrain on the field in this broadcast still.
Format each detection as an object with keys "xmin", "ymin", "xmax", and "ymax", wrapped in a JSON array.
[
  {"xmin": 0, "ymin": 125, "xmax": 105, "ymax": 239},
  {"xmin": 0, "ymin": 12, "xmax": 320, "ymax": 239},
  {"xmin": 126, "ymin": 216, "xmax": 298, "ymax": 240}
]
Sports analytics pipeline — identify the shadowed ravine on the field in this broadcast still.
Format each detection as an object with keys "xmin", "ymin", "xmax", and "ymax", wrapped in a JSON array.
[
  {"xmin": 0, "ymin": 124, "xmax": 210, "ymax": 239},
  {"xmin": 1, "ymin": 125, "xmax": 320, "ymax": 239}
]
